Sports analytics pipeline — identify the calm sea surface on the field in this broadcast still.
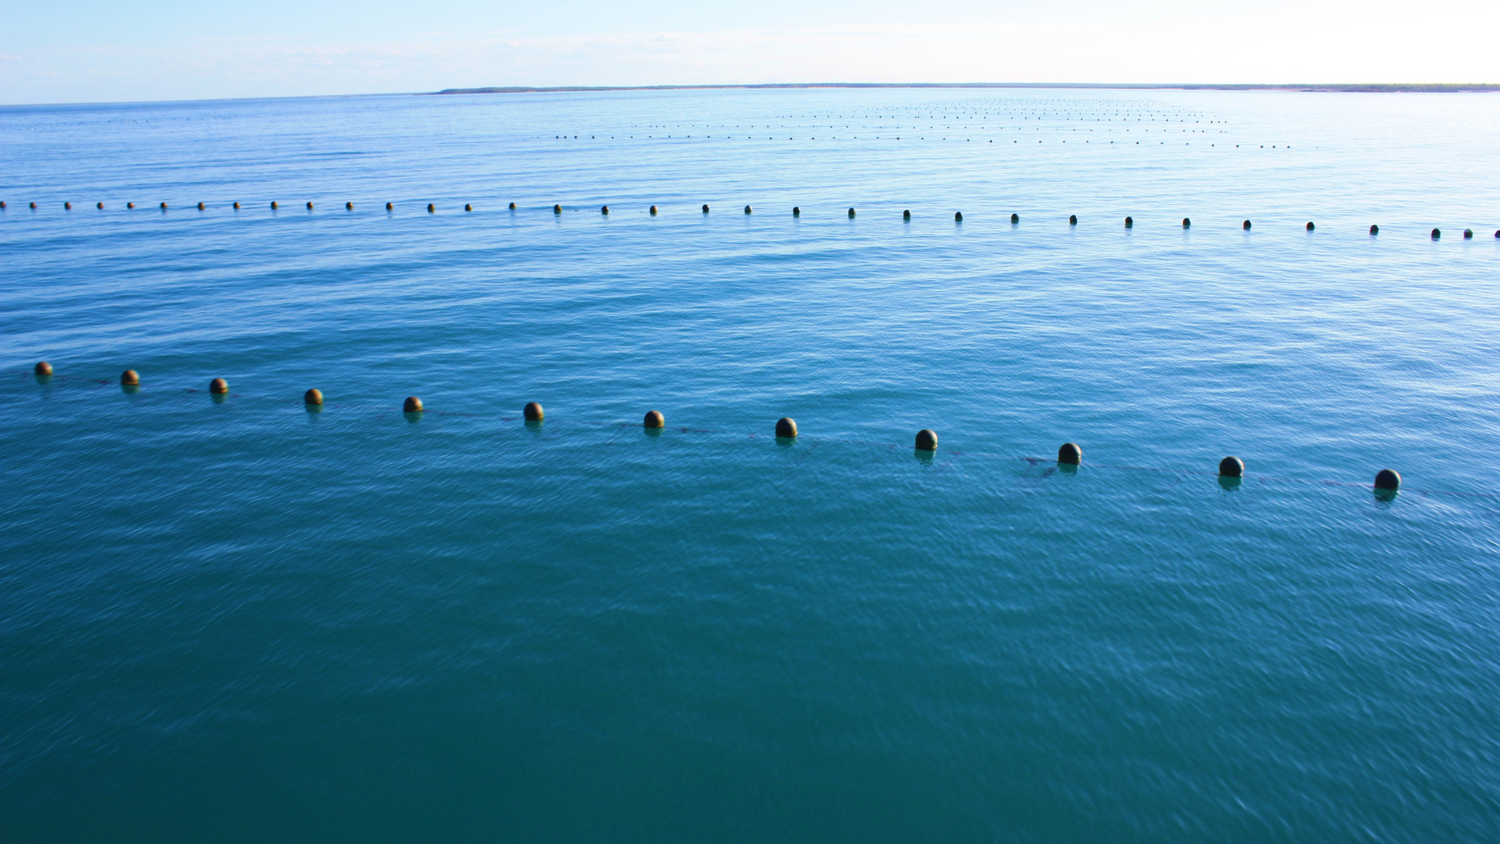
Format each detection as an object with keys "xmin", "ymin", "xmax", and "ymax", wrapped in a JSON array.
[{"xmin": 3, "ymin": 88, "xmax": 1500, "ymax": 842}]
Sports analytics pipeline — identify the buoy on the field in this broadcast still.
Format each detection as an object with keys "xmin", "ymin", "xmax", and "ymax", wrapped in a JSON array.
[
  {"xmin": 1182, "ymin": 217, "xmax": 1191, "ymax": 228},
  {"xmin": 1495, "ymin": 230, "xmax": 1500, "ymax": 239},
  {"xmin": 1125, "ymin": 216, "xmax": 1133, "ymax": 227},
  {"xmin": 775, "ymin": 417, "xmax": 798, "ymax": 438},
  {"xmin": 306, "ymin": 201, "xmax": 313, "ymax": 210},
  {"xmin": 403, "ymin": 396, "xmax": 423, "ymax": 413},
  {"xmin": 523, "ymin": 402, "xmax": 544, "ymax": 421},
  {"xmin": 346, "ymin": 202, "xmax": 353, "ymax": 210},
  {"xmin": 508, "ymin": 202, "xmax": 517, "ymax": 210},
  {"xmin": 465, "ymin": 204, "xmax": 473, "ymax": 212},
  {"xmin": 209, "ymin": 378, "xmax": 228, "ymax": 394},
  {"xmin": 793, "ymin": 207, "xmax": 800, "ymax": 217},
  {"xmin": 903, "ymin": 209, "xmax": 911, "ymax": 220},
  {"xmin": 847, "ymin": 208, "xmax": 856, "ymax": 218},
  {"xmin": 744, "ymin": 205, "xmax": 752, "ymax": 214},
  {"xmin": 97, "ymin": 202, "xmax": 104, "ymax": 209},
  {"xmin": 386, "ymin": 202, "xmax": 393, "ymax": 211},
  {"xmin": 954, "ymin": 211, "xmax": 963, "ymax": 222},
  {"xmin": 1057, "ymin": 442, "xmax": 1082, "ymax": 464},
  {"xmin": 233, "ymin": 202, "xmax": 240, "ymax": 209},
  {"xmin": 1218, "ymin": 456, "xmax": 1244, "ymax": 478},
  {"xmin": 427, "ymin": 203, "xmax": 435, "ymax": 213},
  {"xmin": 0, "ymin": 201, "xmax": 6, "ymax": 209},
  {"xmin": 121, "ymin": 369, "xmax": 140, "ymax": 386},
  {"xmin": 1370, "ymin": 224, "xmax": 1379, "ymax": 235},
  {"xmin": 160, "ymin": 202, "xmax": 168, "ymax": 210},
  {"xmin": 34, "ymin": 361, "xmax": 52, "ymax": 376},
  {"xmin": 1069, "ymin": 214, "xmax": 1077, "ymax": 225},
  {"xmin": 196, "ymin": 202, "xmax": 205, "ymax": 210},
  {"xmin": 554, "ymin": 204, "xmax": 562, "ymax": 214},
  {"xmin": 915, "ymin": 429, "xmax": 938, "ymax": 450},
  {"xmin": 64, "ymin": 202, "xmax": 72, "ymax": 210},
  {"xmin": 1306, "ymin": 221, "xmax": 1315, "ymax": 231},
  {"xmin": 650, "ymin": 205, "xmax": 657, "ymax": 215},
  {"xmin": 644, "ymin": 410, "xmax": 665, "ymax": 428},
  {"xmin": 1431, "ymin": 228, "xmax": 1441, "ymax": 239},
  {"xmin": 702, "ymin": 204, "xmax": 709, "ymax": 213},
  {"xmin": 29, "ymin": 202, "xmax": 37, "ymax": 209},
  {"xmin": 601, "ymin": 205, "xmax": 609, "ymax": 214},
  {"xmin": 1011, "ymin": 213, "xmax": 1019, "ymax": 223},
  {"xmin": 128, "ymin": 202, "xmax": 135, "ymax": 209},
  {"xmin": 304, "ymin": 388, "xmax": 323, "ymax": 405},
  {"xmin": 1374, "ymin": 468, "xmax": 1401, "ymax": 491},
  {"xmin": 270, "ymin": 201, "xmax": 278, "ymax": 210},
  {"xmin": 1243, "ymin": 220, "xmax": 1251, "ymax": 230},
  {"xmin": 1464, "ymin": 229, "xmax": 1473, "ymax": 239}
]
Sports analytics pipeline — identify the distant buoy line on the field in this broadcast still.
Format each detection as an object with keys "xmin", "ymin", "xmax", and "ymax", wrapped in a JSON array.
[
  {"xmin": 21, "ymin": 364, "xmax": 1439, "ymax": 501},
  {"xmin": 3, "ymin": 201, "xmax": 1489, "ymax": 239}
]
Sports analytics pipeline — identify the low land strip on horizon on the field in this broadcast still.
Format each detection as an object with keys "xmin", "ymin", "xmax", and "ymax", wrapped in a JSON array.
[{"xmin": 434, "ymin": 82, "xmax": 1500, "ymax": 95}]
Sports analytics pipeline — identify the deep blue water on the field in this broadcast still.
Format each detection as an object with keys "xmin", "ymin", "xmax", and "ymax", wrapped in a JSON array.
[{"xmin": 3, "ymin": 88, "xmax": 1500, "ymax": 842}]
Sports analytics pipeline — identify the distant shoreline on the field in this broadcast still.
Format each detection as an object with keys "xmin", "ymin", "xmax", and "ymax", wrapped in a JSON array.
[{"xmin": 433, "ymin": 82, "xmax": 1500, "ymax": 96}]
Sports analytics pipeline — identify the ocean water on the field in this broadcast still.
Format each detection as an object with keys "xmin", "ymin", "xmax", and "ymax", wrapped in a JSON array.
[{"xmin": 3, "ymin": 88, "xmax": 1500, "ymax": 842}]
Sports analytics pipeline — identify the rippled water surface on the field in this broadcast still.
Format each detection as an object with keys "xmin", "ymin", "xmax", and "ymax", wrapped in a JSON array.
[{"xmin": 3, "ymin": 88, "xmax": 1500, "ymax": 842}]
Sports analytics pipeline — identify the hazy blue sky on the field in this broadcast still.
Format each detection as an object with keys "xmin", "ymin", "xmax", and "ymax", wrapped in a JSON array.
[{"xmin": 1, "ymin": 0, "xmax": 1496, "ymax": 104}]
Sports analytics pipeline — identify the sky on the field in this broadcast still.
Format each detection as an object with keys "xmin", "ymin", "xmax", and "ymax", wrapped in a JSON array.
[{"xmin": 1, "ymin": 0, "xmax": 1497, "ymax": 105}]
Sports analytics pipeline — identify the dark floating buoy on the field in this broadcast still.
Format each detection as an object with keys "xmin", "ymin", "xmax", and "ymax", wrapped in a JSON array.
[
  {"xmin": 97, "ymin": 202, "xmax": 104, "ymax": 209},
  {"xmin": 1218, "ymin": 456, "xmax": 1245, "ymax": 478},
  {"xmin": 1058, "ymin": 442, "xmax": 1082, "ymax": 464},
  {"xmin": 403, "ymin": 396, "xmax": 423, "ymax": 413},
  {"xmin": 128, "ymin": 202, "xmax": 135, "ymax": 209},
  {"xmin": 1494, "ymin": 230, "xmax": 1500, "ymax": 239},
  {"xmin": 306, "ymin": 201, "xmax": 314, "ymax": 210},
  {"xmin": 209, "ymin": 378, "xmax": 229, "ymax": 394},
  {"xmin": 1069, "ymin": 214, "xmax": 1077, "ymax": 225},
  {"xmin": 744, "ymin": 205, "xmax": 752, "ymax": 214},
  {"xmin": 1431, "ymin": 228, "xmax": 1441, "ymax": 239},
  {"xmin": 1243, "ymin": 220, "xmax": 1252, "ymax": 230},
  {"xmin": 1374, "ymin": 468, "xmax": 1401, "ymax": 491},
  {"xmin": 304, "ymin": 388, "xmax": 323, "ymax": 405},
  {"xmin": 915, "ymin": 429, "xmax": 938, "ymax": 450},
  {"xmin": 702, "ymin": 204, "xmax": 710, "ymax": 213},
  {"xmin": 601, "ymin": 205, "xmax": 609, "ymax": 214},
  {"xmin": 1010, "ymin": 213, "xmax": 1019, "ymax": 223},
  {"xmin": 509, "ymin": 202, "xmax": 517, "ymax": 210},
  {"xmin": 29, "ymin": 201, "xmax": 37, "ymax": 209},
  {"xmin": 121, "ymin": 369, "xmax": 140, "ymax": 386},
  {"xmin": 159, "ymin": 202, "xmax": 168, "ymax": 210},
  {"xmin": 954, "ymin": 211, "xmax": 963, "ymax": 222},
  {"xmin": 1306, "ymin": 221, "xmax": 1315, "ymax": 231},
  {"xmin": 1182, "ymin": 217, "xmax": 1191, "ymax": 228},
  {"xmin": 1370, "ymin": 224, "xmax": 1379, "ymax": 235},
  {"xmin": 386, "ymin": 202, "xmax": 393, "ymax": 211},
  {"xmin": 270, "ymin": 201, "xmax": 278, "ymax": 210},
  {"xmin": 64, "ymin": 202, "xmax": 72, "ymax": 210},
  {"xmin": 793, "ymin": 206, "xmax": 800, "ymax": 217},
  {"xmin": 233, "ymin": 201, "xmax": 240, "ymax": 210},
  {"xmin": 1125, "ymin": 216, "xmax": 1133, "ymax": 228},
  {"xmin": 554, "ymin": 204, "xmax": 562, "ymax": 214},
  {"xmin": 903, "ymin": 209, "xmax": 911, "ymax": 220},
  {"xmin": 1463, "ymin": 229, "xmax": 1473, "ymax": 239},
  {"xmin": 196, "ymin": 202, "xmax": 205, "ymax": 210},
  {"xmin": 346, "ymin": 202, "xmax": 354, "ymax": 210},
  {"xmin": 34, "ymin": 361, "xmax": 52, "ymax": 377},
  {"xmin": 644, "ymin": 409, "xmax": 665, "ymax": 428},
  {"xmin": 650, "ymin": 205, "xmax": 657, "ymax": 215},
  {"xmin": 775, "ymin": 417, "xmax": 798, "ymax": 438},
  {"xmin": 465, "ymin": 204, "xmax": 473, "ymax": 212},
  {"xmin": 523, "ymin": 401, "xmax": 544, "ymax": 421},
  {"xmin": 427, "ymin": 203, "xmax": 435, "ymax": 213},
  {"xmin": 0, "ymin": 201, "xmax": 6, "ymax": 209},
  {"xmin": 847, "ymin": 207, "xmax": 856, "ymax": 218}
]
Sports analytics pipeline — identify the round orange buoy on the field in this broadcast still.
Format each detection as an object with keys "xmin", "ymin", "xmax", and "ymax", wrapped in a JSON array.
[
  {"xmin": 465, "ymin": 204, "xmax": 472, "ymax": 212},
  {"xmin": 915, "ymin": 429, "xmax": 938, "ymax": 450},
  {"xmin": 403, "ymin": 396, "xmax": 423, "ymax": 413},
  {"xmin": 197, "ymin": 202, "xmax": 205, "ymax": 210},
  {"xmin": 346, "ymin": 202, "xmax": 353, "ymax": 210},
  {"xmin": 650, "ymin": 205, "xmax": 657, "ymax": 215},
  {"xmin": 127, "ymin": 202, "xmax": 135, "ymax": 209},
  {"xmin": 160, "ymin": 202, "xmax": 168, "ymax": 210},
  {"xmin": 386, "ymin": 202, "xmax": 393, "ymax": 211},
  {"xmin": 524, "ymin": 402, "xmax": 544, "ymax": 421},
  {"xmin": 270, "ymin": 201, "xmax": 278, "ymax": 210},
  {"xmin": 233, "ymin": 202, "xmax": 240, "ymax": 209},
  {"xmin": 554, "ymin": 204, "xmax": 562, "ymax": 214},
  {"xmin": 34, "ymin": 361, "xmax": 52, "ymax": 376},
  {"xmin": 306, "ymin": 201, "xmax": 313, "ymax": 210},
  {"xmin": 509, "ymin": 202, "xmax": 517, "ymax": 210},
  {"xmin": 65, "ymin": 202, "xmax": 72, "ymax": 210},
  {"xmin": 1058, "ymin": 442, "xmax": 1082, "ymax": 464},
  {"xmin": 121, "ymin": 369, "xmax": 140, "ymax": 386},
  {"xmin": 97, "ymin": 202, "xmax": 104, "ymax": 209},
  {"xmin": 29, "ymin": 202, "xmax": 36, "ymax": 209},
  {"xmin": 644, "ymin": 410, "xmax": 665, "ymax": 428},
  {"xmin": 427, "ymin": 203, "xmax": 435, "ymax": 213},
  {"xmin": 775, "ymin": 417, "xmax": 797, "ymax": 438},
  {"xmin": 209, "ymin": 378, "xmax": 228, "ymax": 394},
  {"xmin": 304, "ymin": 388, "xmax": 323, "ymax": 405}
]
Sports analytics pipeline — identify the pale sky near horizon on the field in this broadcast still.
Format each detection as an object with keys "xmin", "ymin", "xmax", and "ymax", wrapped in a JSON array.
[{"xmin": 1, "ymin": 0, "xmax": 1496, "ymax": 105}]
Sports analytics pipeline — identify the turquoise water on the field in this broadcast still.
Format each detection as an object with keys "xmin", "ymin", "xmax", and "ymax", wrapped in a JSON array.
[{"xmin": 3, "ymin": 88, "xmax": 1500, "ymax": 842}]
